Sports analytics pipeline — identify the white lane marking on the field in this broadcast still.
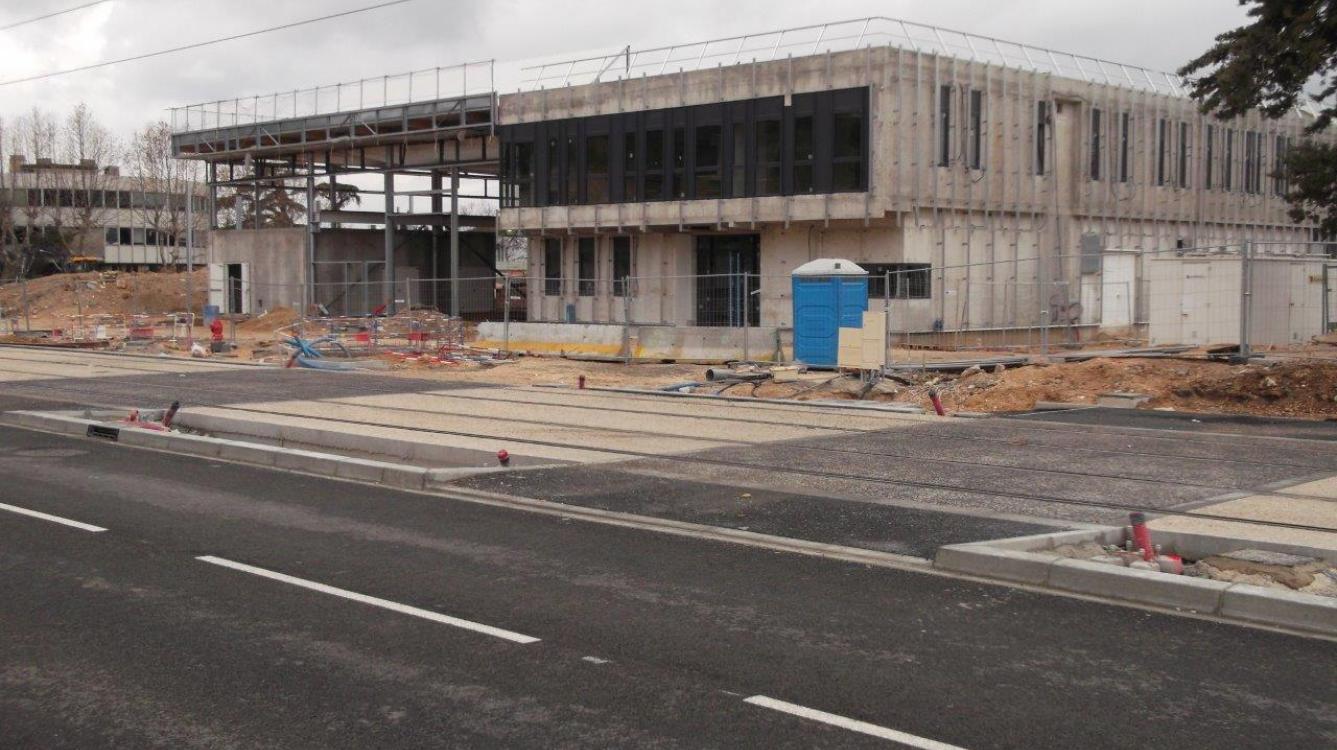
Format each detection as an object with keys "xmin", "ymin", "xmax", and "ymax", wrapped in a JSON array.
[
  {"xmin": 0, "ymin": 502, "xmax": 107, "ymax": 533},
  {"xmin": 195, "ymin": 556, "xmax": 539, "ymax": 644},
  {"xmin": 743, "ymin": 696, "xmax": 966, "ymax": 749}
]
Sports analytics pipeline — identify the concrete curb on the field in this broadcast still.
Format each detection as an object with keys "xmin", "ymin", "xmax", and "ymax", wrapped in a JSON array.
[
  {"xmin": 0, "ymin": 410, "xmax": 463, "ymax": 491},
  {"xmin": 572, "ymin": 385, "xmax": 929, "ymax": 415},
  {"xmin": 935, "ymin": 529, "xmax": 1337, "ymax": 637},
  {"xmin": 0, "ymin": 343, "xmax": 272, "ymax": 369},
  {"xmin": 0, "ymin": 409, "xmax": 935, "ymax": 577},
  {"xmin": 170, "ymin": 409, "xmax": 590, "ymax": 468}
]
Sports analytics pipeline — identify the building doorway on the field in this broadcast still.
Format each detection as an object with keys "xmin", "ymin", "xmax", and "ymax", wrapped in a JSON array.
[
  {"xmin": 695, "ymin": 234, "xmax": 759, "ymax": 326},
  {"xmin": 226, "ymin": 264, "xmax": 244, "ymax": 314}
]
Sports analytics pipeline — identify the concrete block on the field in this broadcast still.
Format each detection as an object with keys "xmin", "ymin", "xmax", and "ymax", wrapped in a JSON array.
[
  {"xmin": 935, "ymin": 545, "xmax": 1054, "ymax": 585},
  {"xmin": 1, "ymin": 411, "xmax": 43, "ymax": 429},
  {"xmin": 163, "ymin": 433, "xmax": 224, "ymax": 459},
  {"xmin": 1220, "ymin": 583, "xmax": 1337, "ymax": 635},
  {"xmin": 42, "ymin": 415, "xmax": 96, "ymax": 435},
  {"xmin": 1047, "ymin": 559, "xmax": 1229, "ymax": 613},
  {"xmin": 272, "ymin": 448, "xmax": 344, "ymax": 477},
  {"xmin": 382, "ymin": 465, "xmax": 428, "ymax": 491},
  {"xmin": 214, "ymin": 439, "xmax": 279, "ymax": 467},
  {"xmin": 116, "ymin": 428, "xmax": 175, "ymax": 450},
  {"xmin": 983, "ymin": 528, "xmax": 1119, "ymax": 552},
  {"xmin": 278, "ymin": 424, "xmax": 329, "ymax": 447},
  {"xmin": 334, "ymin": 458, "xmax": 388, "ymax": 484}
]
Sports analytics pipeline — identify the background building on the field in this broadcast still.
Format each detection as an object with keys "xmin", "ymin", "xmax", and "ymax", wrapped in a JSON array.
[{"xmin": 2, "ymin": 154, "xmax": 207, "ymax": 272}]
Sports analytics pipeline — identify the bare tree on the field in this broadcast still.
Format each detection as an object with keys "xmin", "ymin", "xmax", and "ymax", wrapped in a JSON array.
[
  {"xmin": 56, "ymin": 103, "xmax": 120, "ymax": 264},
  {"xmin": 7, "ymin": 108, "xmax": 57, "ymax": 280},
  {"xmin": 0, "ymin": 117, "xmax": 17, "ymax": 280},
  {"xmin": 129, "ymin": 120, "xmax": 203, "ymax": 265}
]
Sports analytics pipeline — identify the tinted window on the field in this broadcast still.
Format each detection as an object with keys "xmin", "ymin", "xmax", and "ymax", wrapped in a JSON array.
[
  {"xmin": 543, "ymin": 238, "xmax": 562, "ymax": 296},
  {"xmin": 695, "ymin": 124, "xmax": 722, "ymax": 199},
  {"xmin": 578, "ymin": 237, "xmax": 596, "ymax": 296}
]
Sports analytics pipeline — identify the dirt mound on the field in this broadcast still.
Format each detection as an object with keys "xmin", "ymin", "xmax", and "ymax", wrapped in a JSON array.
[
  {"xmin": 235, "ymin": 306, "xmax": 300, "ymax": 334},
  {"xmin": 944, "ymin": 357, "xmax": 1337, "ymax": 419},
  {"xmin": 0, "ymin": 270, "xmax": 206, "ymax": 323}
]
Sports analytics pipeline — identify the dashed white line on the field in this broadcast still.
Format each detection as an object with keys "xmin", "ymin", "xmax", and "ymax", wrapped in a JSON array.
[
  {"xmin": 0, "ymin": 502, "xmax": 107, "ymax": 532},
  {"xmin": 195, "ymin": 556, "xmax": 539, "ymax": 644},
  {"xmin": 743, "ymin": 696, "xmax": 966, "ymax": 749}
]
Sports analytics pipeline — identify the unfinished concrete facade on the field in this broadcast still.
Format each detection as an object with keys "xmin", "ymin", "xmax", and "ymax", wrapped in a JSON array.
[{"xmin": 496, "ymin": 20, "xmax": 1331, "ymax": 340}]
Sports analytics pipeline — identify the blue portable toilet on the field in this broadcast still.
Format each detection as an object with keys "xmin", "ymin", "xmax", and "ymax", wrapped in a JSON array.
[{"xmin": 791, "ymin": 258, "xmax": 869, "ymax": 367}]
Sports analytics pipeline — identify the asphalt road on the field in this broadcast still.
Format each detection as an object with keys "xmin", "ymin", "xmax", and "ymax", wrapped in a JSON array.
[{"xmin": 1, "ymin": 424, "xmax": 1334, "ymax": 749}]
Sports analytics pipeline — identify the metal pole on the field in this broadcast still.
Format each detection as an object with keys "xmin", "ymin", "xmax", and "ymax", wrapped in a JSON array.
[
  {"xmin": 1325, "ymin": 265, "xmax": 1332, "ymax": 334},
  {"xmin": 1239, "ymin": 240, "xmax": 1253, "ymax": 360},
  {"xmin": 502, "ymin": 274, "xmax": 511, "ymax": 354},
  {"xmin": 450, "ymin": 168, "xmax": 461, "ymax": 317},
  {"xmin": 1040, "ymin": 259, "xmax": 1050, "ymax": 357},
  {"xmin": 384, "ymin": 157, "xmax": 396, "ymax": 314},
  {"xmin": 741, "ymin": 272, "xmax": 750, "ymax": 363},
  {"xmin": 430, "ymin": 171, "xmax": 442, "ymax": 310},
  {"xmin": 884, "ymin": 270, "xmax": 891, "ymax": 370},
  {"xmin": 20, "ymin": 271, "xmax": 30, "ymax": 333},
  {"xmin": 305, "ymin": 174, "xmax": 316, "ymax": 319},
  {"xmin": 623, "ymin": 288, "xmax": 632, "ymax": 364},
  {"xmin": 186, "ymin": 178, "xmax": 195, "ymax": 348}
]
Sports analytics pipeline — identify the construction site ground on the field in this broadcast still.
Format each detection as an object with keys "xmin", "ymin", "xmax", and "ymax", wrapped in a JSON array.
[
  {"xmin": 9, "ymin": 270, "xmax": 1337, "ymax": 420},
  {"xmin": 2, "ymin": 345, "xmax": 1334, "ymax": 561}
]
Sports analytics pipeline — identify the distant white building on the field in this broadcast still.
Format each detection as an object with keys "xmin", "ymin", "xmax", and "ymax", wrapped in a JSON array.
[{"xmin": 2, "ymin": 155, "xmax": 207, "ymax": 270}]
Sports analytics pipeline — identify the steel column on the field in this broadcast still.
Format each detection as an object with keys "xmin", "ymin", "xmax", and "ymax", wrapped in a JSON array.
[
  {"xmin": 450, "ymin": 167, "xmax": 460, "ymax": 317},
  {"xmin": 384, "ymin": 148, "xmax": 396, "ymax": 314}
]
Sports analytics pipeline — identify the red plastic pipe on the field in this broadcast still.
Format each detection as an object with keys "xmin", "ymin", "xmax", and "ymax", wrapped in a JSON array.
[{"xmin": 1129, "ymin": 512, "xmax": 1155, "ymax": 561}]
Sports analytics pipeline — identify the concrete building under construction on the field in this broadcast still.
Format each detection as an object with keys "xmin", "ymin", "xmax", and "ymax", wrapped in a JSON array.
[{"xmin": 170, "ymin": 17, "xmax": 1333, "ymax": 350}]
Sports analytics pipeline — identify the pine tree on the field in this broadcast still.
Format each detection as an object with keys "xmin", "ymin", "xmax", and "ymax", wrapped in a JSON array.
[{"xmin": 1181, "ymin": 0, "xmax": 1337, "ymax": 235}]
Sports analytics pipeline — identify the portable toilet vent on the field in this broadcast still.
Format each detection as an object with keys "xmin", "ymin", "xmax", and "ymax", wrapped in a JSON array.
[{"xmin": 791, "ymin": 258, "xmax": 868, "ymax": 367}]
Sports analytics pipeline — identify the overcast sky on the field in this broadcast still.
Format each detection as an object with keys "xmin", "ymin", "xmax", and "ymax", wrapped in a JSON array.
[{"xmin": 0, "ymin": 0, "xmax": 1252, "ymax": 142}]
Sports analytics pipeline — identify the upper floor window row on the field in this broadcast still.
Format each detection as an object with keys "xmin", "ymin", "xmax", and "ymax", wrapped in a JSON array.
[
  {"xmin": 1088, "ymin": 113, "xmax": 1294, "ymax": 196},
  {"xmin": 500, "ymin": 87, "xmax": 868, "ymax": 208},
  {"xmin": 1, "ymin": 187, "xmax": 205, "ymax": 212}
]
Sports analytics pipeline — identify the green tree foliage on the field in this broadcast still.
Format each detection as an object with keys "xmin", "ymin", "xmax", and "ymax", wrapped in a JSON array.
[
  {"xmin": 1277, "ymin": 140, "xmax": 1337, "ymax": 232},
  {"xmin": 1180, "ymin": 1, "xmax": 1337, "ymax": 235}
]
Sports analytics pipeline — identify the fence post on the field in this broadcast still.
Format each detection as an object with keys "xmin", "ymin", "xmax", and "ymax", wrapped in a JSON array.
[
  {"xmin": 884, "ymin": 270, "xmax": 891, "ymax": 370},
  {"xmin": 1324, "ymin": 265, "xmax": 1332, "ymax": 334},
  {"xmin": 502, "ymin": 275, "xmax": 511, "ymax": 355},
  {"xmin": 1239, "ymin": 240, "xmax": 1253, "ymax": 361},
  {"xmin": 1039, "ymin": 259, "xmax": 1051, "ymax": 357},
  {"xmin": 741, "ymin": 272, "xmax": 750, "ymax": 363},
  {"xmin": 21, "ymin": 273, "xmax": 31, "ymax": 333},
  {"xmin": 623, "ymin": 285, "xmax": 632, "ymax": 364}
]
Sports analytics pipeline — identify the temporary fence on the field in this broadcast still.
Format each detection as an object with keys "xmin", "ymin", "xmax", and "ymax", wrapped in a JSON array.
[
  {"xmin": 11, "ymin": 241, "xmax": 1333, "ymax": 362},
  {"xmin": 2, "ymin": 270, "xmax": 205, "ymax": 344}
]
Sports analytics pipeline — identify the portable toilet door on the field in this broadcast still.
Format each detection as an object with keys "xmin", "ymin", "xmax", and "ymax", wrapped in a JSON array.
[{"xmin": 791, "ymin": 258, "xmax": 869, "ymax": 367}]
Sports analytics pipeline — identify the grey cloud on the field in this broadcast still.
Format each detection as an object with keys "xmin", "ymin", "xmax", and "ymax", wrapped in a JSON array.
[{"xmin": 2, "ymin": 0, "xmax": 1250, "ymax": 140}]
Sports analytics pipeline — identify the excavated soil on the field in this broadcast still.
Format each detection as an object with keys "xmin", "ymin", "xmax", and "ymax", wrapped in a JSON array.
[
  {"xmin": 0, "ymin": 270, "xmax": 206, "ymax": 326},
  {"xmin": 939, "ymin": 357, "xmax": 1337, "ymax": 419}
]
